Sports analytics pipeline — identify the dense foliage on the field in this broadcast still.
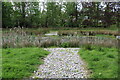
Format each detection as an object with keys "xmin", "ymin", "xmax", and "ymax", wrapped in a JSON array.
[
  {"xmin": 2, "ymin": 48, "xmax": 49, "ymax": 78},
  {"xmin": 2, "ymin": 2, "xmax": 119, "ymax": 28},
  {"xmin": 79, "ymin": 45, "xmax": 118, "ymax": 78}
]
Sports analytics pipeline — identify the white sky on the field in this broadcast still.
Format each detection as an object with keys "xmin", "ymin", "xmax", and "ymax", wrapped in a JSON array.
[
  {"xmin": 10, "ymin": 1, "xmax": 119, "ymax": 13},
  {"xmin": 4, "ymin": 0, "xmax": 120, "ymax": 2}
]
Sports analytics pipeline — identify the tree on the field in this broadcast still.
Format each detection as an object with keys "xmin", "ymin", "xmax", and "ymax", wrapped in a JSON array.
[
  {"xmin": 46, "ymin": 2, "xmax": 61, "ymax": 27},
  {"xmin": 101, "ymin": 2, "xmax": 118, "ymax": 28},
  {"xmin": 2, "ymin": 2, "xmax": 14, "ymax": 28},
  {"xmin": 2, "ymin": 2, "xmax": 119, "ymax": 28},
  {"xmin": 64, "ymin": 2, "xmax": 79, "ymax": 27}
]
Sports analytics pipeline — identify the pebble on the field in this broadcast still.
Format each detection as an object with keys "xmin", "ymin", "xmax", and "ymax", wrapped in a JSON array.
[{"xmin": 32, "ymin": 48, "xmax": 89, "ymax": 78}]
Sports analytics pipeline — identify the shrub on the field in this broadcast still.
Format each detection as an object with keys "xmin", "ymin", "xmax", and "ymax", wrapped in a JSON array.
[
  {"xmin": 83, "ymin": 44, "xmax": 93, "ymax": 50},
  {"xmin": 60, "ymin": 42, "xmax": 70, "ymax": 48}
]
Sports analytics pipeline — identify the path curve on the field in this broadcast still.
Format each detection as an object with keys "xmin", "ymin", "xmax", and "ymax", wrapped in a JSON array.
[{"xmin": 33, "ymin": 48, "xmax": 89, "ymax": 78}]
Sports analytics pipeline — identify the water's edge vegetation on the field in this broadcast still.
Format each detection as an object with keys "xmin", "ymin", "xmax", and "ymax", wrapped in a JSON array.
[{"xmin": 2, "ymin": 28, "xmax": 118, "ymax": 48}]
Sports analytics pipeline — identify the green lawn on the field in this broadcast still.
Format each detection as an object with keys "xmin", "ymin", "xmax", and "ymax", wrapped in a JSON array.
[
  {"xmin": 2, "ymin": 48, "xmax": 49, "ymax": 78},
  {"xmin": 78, "ymin": 46, "xmax": 118, "ymax": 78}
]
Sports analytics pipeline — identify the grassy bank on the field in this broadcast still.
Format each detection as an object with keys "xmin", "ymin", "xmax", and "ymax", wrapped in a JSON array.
[
  {"xmin": 2, "ymin": 48, "xmax": 49, "ymax": 78},
  {"xmin": 78, "ymin": 45, "xmax": 118, "ymax": 78}
]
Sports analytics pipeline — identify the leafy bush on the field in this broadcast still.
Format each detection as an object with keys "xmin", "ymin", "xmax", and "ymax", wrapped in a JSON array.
[
  {"xmin": 82, "ymin": 44, "xmax": 93, "ymax": 50},
  {"xmin": 59, "ymin": 42, "xmax": 70, "ymax": 48}
]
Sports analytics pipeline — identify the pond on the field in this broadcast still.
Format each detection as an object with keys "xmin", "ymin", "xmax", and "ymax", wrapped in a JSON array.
[{"xmin": 45, "ymin": 31, "xmax": 58, "ymax": 36}]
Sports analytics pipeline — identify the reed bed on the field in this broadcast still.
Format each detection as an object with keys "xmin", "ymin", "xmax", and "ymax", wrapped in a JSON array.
[
  {"xmin": 2, "ymin": 27, "xmax": 118, "ymax": 48},
  {"xmin": 58, "ymin": 30, "xmax": 119, "ymax": 36}
]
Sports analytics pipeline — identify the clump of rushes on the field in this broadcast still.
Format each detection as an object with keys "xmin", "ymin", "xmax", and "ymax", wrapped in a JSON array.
[
  {"xmin": 40, "ymin": 38, "xmax": 59, "ymax": 47},
  {"xmin": 78, "ymin": 30, "xmax": 119, "ymax": 36},
  {"xmin": 78, "ymin": 45, "xmax": 118, "ymax": 78},
  {"xmin": 58, "ymin": 30, "xmax": 78, "ymax": 36},
  {"xmin": 2, "ymin": 27, "xmax": 42, "ymax": 48},
  {"xmin": 2, "ymin": 27, "xmax": 117, "ymax": 48},
  {"xmin": 2, "ymin": 48, "xmax": 50, "ymax": 78},
  {"xmin": 25, "ymin": 28, "xmax": 49, "ymax": 35},
  {"xmin": 58, "ymin": 30, "xmax": 119, "ymax": 36}
]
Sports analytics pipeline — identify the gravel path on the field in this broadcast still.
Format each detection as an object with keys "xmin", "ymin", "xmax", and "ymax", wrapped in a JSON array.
[{"xmin": 32, "ymin": 48, "xmax": 89, "ymax": 78}]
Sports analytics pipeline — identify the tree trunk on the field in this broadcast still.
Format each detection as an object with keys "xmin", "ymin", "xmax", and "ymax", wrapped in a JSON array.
[{"xmin": 21, "ymin": 2, "xmax": 26, "ymax": 27}]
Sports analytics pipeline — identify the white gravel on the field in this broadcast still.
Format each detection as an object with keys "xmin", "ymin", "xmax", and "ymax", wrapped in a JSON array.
[{"xmin": 32, "ymin": 48, "xmax": 89, "ymax": 78}]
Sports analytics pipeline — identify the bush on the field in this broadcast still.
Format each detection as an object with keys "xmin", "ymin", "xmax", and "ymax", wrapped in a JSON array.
[
  {"xmin": 59, "ymin": 42, "xmax": 70, "ymax": 48},
  {"xmin": 83, "ymin": 44, "xmax": 93, "ymax": 50}
]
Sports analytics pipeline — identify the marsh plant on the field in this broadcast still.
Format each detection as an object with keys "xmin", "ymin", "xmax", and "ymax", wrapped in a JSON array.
[
  {"xmin": 2, "ymin": 28, "xmax": 118, "ymax": 48},
  {"xmin": 58, "ymin": 30, "xmax": 119, "ymax": 36}
]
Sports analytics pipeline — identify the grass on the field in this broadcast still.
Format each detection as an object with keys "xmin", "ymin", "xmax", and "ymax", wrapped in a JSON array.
[
  {"xmin": 2, "ymin": 48, "xmax": 50, "ymax": 78},
  {"xmin": 2, "ymin": 26, "xmax": 118, "ymax": 33},
  {"xmin": 78, "ymin": 45, "xmax": 118, "ymax": 78}
]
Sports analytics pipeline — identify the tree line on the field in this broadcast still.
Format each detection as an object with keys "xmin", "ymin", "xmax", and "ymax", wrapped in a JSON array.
[{"xmin": 2, "ymin": 2, "xmax": 120, "ymax": 28}]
